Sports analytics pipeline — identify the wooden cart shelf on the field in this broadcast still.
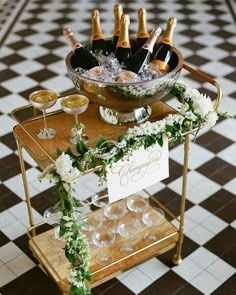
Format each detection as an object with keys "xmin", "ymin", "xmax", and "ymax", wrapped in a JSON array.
[{"xmin": 28, "ymin": 201, "xmax": 179, "ymax": 292}]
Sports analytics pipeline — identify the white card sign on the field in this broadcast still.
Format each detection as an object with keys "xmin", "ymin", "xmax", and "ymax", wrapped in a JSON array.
[{"xmin": 106, "ymin": 136, "xmax": 169, "ymax": 203}]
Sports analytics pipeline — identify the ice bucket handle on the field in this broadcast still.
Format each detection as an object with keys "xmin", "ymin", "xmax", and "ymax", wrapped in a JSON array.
[{"xmin": 183, "ymin": 63, "xmax": 222, "ymax": 112}]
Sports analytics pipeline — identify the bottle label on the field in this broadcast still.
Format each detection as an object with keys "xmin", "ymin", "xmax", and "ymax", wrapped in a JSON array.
[{"xmin": 152, "ymin": 60, "xmax": 170, "ymax": 72}]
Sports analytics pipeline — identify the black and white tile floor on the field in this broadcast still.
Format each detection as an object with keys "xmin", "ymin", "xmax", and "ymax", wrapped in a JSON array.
[{"xmin": 0, "ymin": 0, "xmax": 235, "ymax": 294}]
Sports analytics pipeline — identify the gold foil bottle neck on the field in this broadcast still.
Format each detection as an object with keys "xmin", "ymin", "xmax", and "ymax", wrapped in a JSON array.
[
  {"xmin": 91, "ymin": 9, "xmax": 105, "ymax": 40},
  {"xmin": 116, "ymin": 14, "xmax": 131, "ymax": 48},
  {"xmin": 113, "ymin": 4, "xmax": 123, "ymax": 36},
  {"xmin": 137, "ymin": 8, "xmax": 149, "ymax": 39},
  {"xmin": 161, "ymin": 16, "xmax": 177, "ymax": 46}
]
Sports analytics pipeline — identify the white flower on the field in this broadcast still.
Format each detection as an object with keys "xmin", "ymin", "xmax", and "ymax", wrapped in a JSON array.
[
  {"xmin": 184, "ymin": 111, "xmax": 197, "ymax": 121},
  {"xmin": 55, "ymin": 153, "xmax": 73, "ymax": 175},
  {"xmin": 180, "ymin": 102, "xmax": 189, "ymax": 113},
  {"xmin": 184, "ymin": 87, "xmax": 201, "ymax": 100},
  {"xmin": 55, "ymin": 153, "xmax": 81, "ymax": 183},
  {"xmin": 192, "ymin": 94, "xmax": 214, "ymax": 117},
  {"xmin": 205, "ymin": 111, "xmax": 218, "ymax": 128}
]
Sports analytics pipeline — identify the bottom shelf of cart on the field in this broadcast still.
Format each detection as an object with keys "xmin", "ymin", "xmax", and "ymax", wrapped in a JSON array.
[{"xmin": 29, "ymin": 218, "xmax": 178, "ymax": 292}]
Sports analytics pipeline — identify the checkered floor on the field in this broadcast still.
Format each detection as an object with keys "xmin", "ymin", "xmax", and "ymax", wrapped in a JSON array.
[{"xmin": 0, "ymin": 0, "xmax": 235, "ymax": 294}]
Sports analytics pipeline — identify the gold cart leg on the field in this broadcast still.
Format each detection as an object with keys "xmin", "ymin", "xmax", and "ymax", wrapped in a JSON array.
[
  {"xmin": 16, "ymin": 137, "xmax": 36, "ymax": 236},
  {"xmin": 172, "ymin": 134, "xmax": 189, "ymax": 265}
]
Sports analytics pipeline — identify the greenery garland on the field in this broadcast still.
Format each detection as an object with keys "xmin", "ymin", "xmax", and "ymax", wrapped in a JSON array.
[{"xmin": 39, "ymin": 81, "xmax": 228, "ymax": 295}]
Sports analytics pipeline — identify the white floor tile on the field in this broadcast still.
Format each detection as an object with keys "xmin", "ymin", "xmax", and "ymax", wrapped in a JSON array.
[
  {"xmin": 206, "ymin": 259, "xmax": 235, "ymax": 283},
  {"xmin": 183, "ymin": 216, "xmax": 198, "ymax": 233},
  {"xmin": 188, "ymin": 247, "xmax": 218, "ymax": 269},
  {"xmin": 203, "ymin": 214, "xmax": 228, "ymax": 235},
  {"xmin": 185, "ymin": 224, "xmax": 215, "ymax": 245},
  {"xmin": 0, "ymin": 142, "xmax": 12, "ymax": 158},
  {"xmin": 1, "ymin": 220, "xmax": 27, "ymax": 240},
  {"xmin": 0, "ymin": 242, "xmax": 23, "ymax": 263},
  {"xmin": 18, "ymin": 45, "xmax": 49, "ymax": 59},
  {"xmin": 170, "ymin": 141, "xmax": 215, "ymax": 170},
  {"xmin": 213, "ymin": 118, "xmax": 236, "ymax": 141},
  {"xmin": 223, "ymin": 178, "xmax": 236, "ymax": 195},
  {"xmin": 0, "ymin": 94, "xmax": 28, "ymax": 115},
  {"xmin": 41, "ymin": 75, "xmax": 73, "ymax": 94},
  {"xmin": 196, "ymin": 46, "xmax": 228, "ymax": 61},
  {"xmin": 173, "ymin": 258, "xmax": 203, "ymax": 281},
  {"xmin": 1, "ymin": 76, "xmax": 38, "ymax": 94},
  {"xmin": 217, "ymin": 143, "xmax": 236, "ymax": 166},
  {"xmin": 0, "ymin": 265, "xmax": 17, "ymax": 287},
  {"xmin": 231, "ymin": 220, "xmax": 236, "ymax": 229},
  {"xmin": 7, "ymin": 254, "xmax": 35, "ymax": 276},
  {"xmin": 0, "ymin": 115, "xmax": 16, "ymax": 136},
  {"xmin": 137, "ymin": 258, "xmax": 170, "ymax": 281},
  {"xmin": 185, "ymin": 205, "xmax": 211, "ymax": 224},
  {"xmin": 0, "ymin": 211, "xmax": 17, "ymax": 230},
  {"xmin": 199, "ymin": 61, "xmax": 234, "ymax": 77},
  {"xmin": 10, "ymin": 60, "xmax": 44, "ymax": 75},
  {"xmin": 120, "ymin": 268, "xmax": 153, "ymax": 294},
  {"xmin": 191, "ymin": 270, "xmax": 222, "ymax": 295}
]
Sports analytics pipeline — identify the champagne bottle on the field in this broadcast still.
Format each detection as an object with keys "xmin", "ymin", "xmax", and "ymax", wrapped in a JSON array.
[
  {"xmin": 63, "ymin": 27, "xmax": 99, "ymax": 70},
  {"xmin": 151, "ymin": 17, "xmax": 177, "ymax": 73},
  {"xmin": 91, "ymin": 9, "xmax": 108, "ymax": 55},
  {"xmin": 115, "ymin": 14, "xmax": 132, "ymax": 64},
  {"xmin": 112, "ymin": 4, "xmax": 123, "ymax": 50},
  {"xmin": 136, "ymin": 8, "xmax": 150, "ymax": 49},
  {"xmin": 126, "ymin": 27, "xmax": 162, "ymax": 74}
]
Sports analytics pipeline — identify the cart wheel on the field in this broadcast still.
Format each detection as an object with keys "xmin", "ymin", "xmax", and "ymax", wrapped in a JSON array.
[{"xmin": 172, "ymin": 254, "xmax": 182, "ymax": 265}]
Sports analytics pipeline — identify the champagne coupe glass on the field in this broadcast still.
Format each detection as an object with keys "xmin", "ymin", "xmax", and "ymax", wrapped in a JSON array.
[
  {"xmin": 103, "ymin": 201, "xmax": 127, "ymax": 233},
  {"xmin": 91, "ymin": 190, "xmax": 109, "ymax": 208},
  {"xmin": 61, "ymin": 94, "xmax": 89, "ymax": 144},
  {"xmin": 142, "ymin": 207, "xmax": 165, "ymax": 241},
  {"xmin": 43, "ymin": 206, "xmax": 64, "ymax": 246},
  {"xmin": 81, "ymin": 213, "xmax": 103, "ymax": 248},
  {"xmin": 29, "ymin": 89, "xmax": 57, "ymax": 139},
  {"xmin": 118, "ymin": 217, "xmax": 141, "ymax": 256},
  {"xmin": 127, "ymin": 194, "xmax": 149, "ymax": 216},
  {"xmin": 92, "ymin": 228, "xmax": 116, "ymax": 266}
]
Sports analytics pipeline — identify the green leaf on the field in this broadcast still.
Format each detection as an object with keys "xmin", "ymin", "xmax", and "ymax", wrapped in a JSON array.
[
  {"xmin": 56, "ymin": 148, "xmax": 62, "ymax": 156},
  {"xmin": 73, "ymin": 199, "xmax": 82, "ymax": 208},
  {"xmin": 96, "ymin": 136, "xmax": 107, "ymax": 148},
  {"xmin": 73, "ymin": 161, "xmax": 84, "ymax": 172},
  {"xmin": 118, "ymin": 135, "xmax": 124, "ymax": 142},
  {"xmin": 64, "ymin": 199, "xmax": 72, "ymax": 211},
  {"xmin": 65, "ymin": 147, "xmax": 74, "ymax": 157},
  {"xmin": 76, "ymin": 140, "xmax": 88, "ymax": 155}
]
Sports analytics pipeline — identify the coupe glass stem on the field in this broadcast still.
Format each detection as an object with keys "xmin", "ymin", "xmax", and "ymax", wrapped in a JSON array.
[
  {"xmin": 74, "ymin": 114, "xmax": 79, "ymax": 125},
  {"xmin": 43, "ymin": 109, "xmax": 48, "ymax": 131}
]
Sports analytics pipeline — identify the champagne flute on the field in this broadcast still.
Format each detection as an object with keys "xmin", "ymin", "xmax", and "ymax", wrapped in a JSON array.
[
  {"xmin": 29, "ymin": 89, "xmax": 57, "ymax": 139},
  {"xmin": 61, "ymin": 94, "xmax": 89, "ymax": 144}
]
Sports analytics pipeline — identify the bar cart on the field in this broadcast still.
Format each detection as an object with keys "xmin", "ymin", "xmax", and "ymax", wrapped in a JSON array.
[{"xmin": 12, "ymin": 63, "xmax": 221, "ymax": 294}]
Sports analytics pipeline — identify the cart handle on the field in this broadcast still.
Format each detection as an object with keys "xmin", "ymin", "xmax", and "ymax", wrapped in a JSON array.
[{"xmin": 183, "ymin": 63, "xmax": 222, "ymax": 112}]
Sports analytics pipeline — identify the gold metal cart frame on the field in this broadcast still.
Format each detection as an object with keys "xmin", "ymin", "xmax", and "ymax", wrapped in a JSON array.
[{"xmin": 12, "ymin": 64, "xmax": 221, "ymax": 294}]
